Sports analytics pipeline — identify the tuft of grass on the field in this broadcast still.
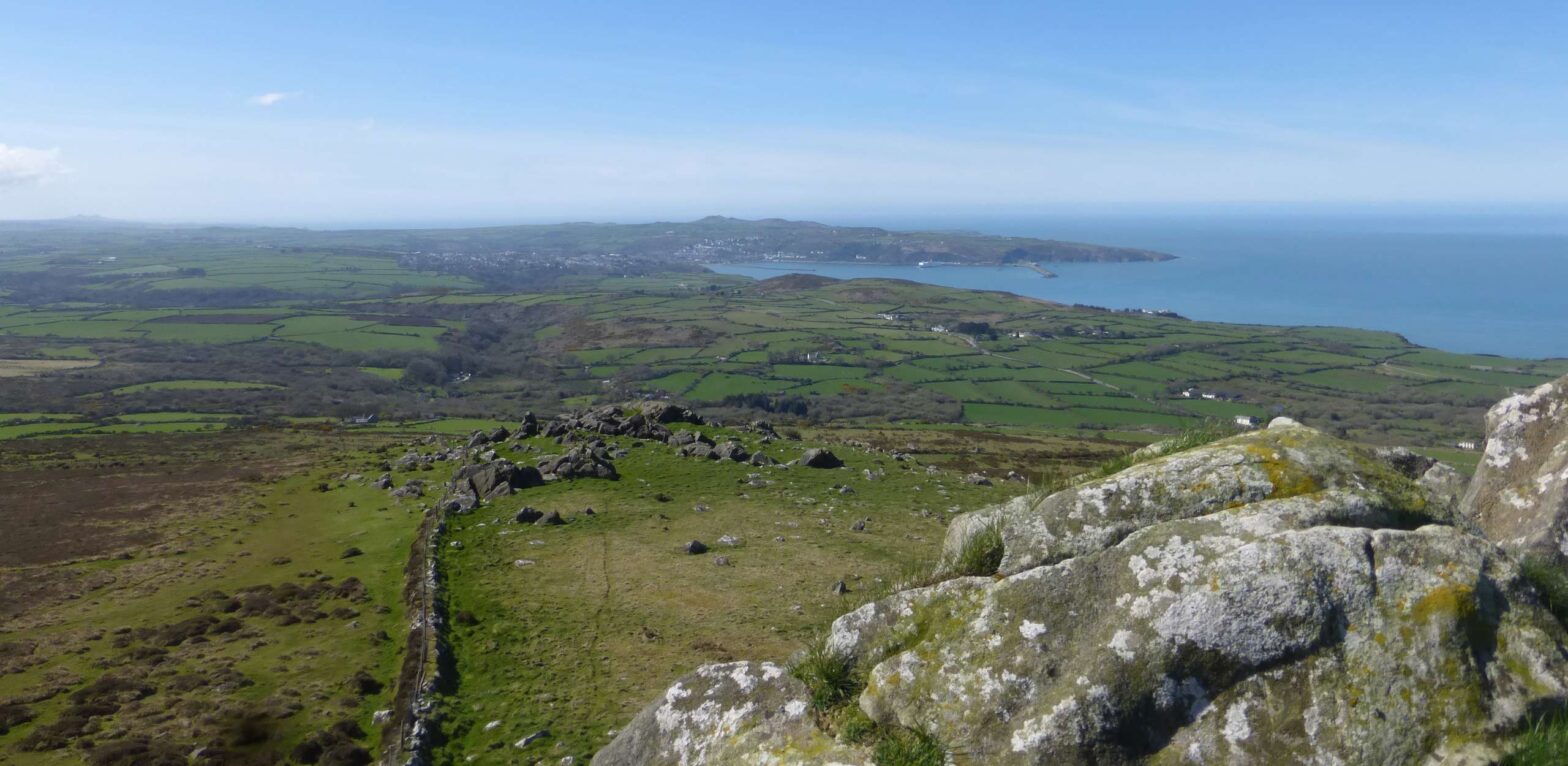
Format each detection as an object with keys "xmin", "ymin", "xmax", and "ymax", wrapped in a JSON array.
[
  {"xmin": 790, "ymin": 637, "xmax": 861, "ymax": 712},
  {"xmin": 1520, "ymin": 555, "xmax": 1568, "ymax": 627},
  {"xmin": 832, "ymin": 706, "xmax": 878, "ymax": 745},
  {"xmin": 940, "ymin": 521, "xmax": 1003, "ymax": 578},
  {"xmin": 1505, "ymin": 709, "xmax": 1568, "ymax": 765},
  {"xmin": 1505, "ymin": 558, "xmax": 1568, "ymax": 764},
  {"xmin": 873, "ymin": 726, "xmax": 946, "ymax": 766}
]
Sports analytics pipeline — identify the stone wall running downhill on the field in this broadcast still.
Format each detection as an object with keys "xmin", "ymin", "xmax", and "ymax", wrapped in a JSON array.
[{"xmin": 380, "ymin": 505, "xmax": 451, "ymax": 766}]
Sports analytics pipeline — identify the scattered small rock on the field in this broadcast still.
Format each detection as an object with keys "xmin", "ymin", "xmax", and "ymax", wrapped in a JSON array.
[{"xmin": 683, "ymin": 540, "xmax": 709, "ymax": 555}]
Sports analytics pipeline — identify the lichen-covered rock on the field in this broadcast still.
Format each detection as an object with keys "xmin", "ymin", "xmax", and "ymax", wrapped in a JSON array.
[
  {"xmin": 599, "ymin": 420, "xmax": 1568, "ymax": 765},
  {"xmin": 944, "ymin": 420, "xmax": 1447, "ymax": 576},
  {"xmin": 860, "ymin": 517, "xmax": 1566, "ymax": 765},
  {"xmin": 1462, "ymin": 374, "xmax": 1568, "ymax": 563},
  {"xmin": 590, "ymin": 662, "xmax": 867, "ymax": 766}
]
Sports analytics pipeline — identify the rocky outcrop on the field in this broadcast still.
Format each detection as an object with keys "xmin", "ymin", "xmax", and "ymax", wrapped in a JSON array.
[
  {"xmin": 597, "ymin": 416, "xmax": 1568, "ymax": 765},
  {"xmin": 1463, "ymin": 374, "xmax": 1568, "ymax": 564},
  {"xmin": 537, "ymin": 443, "xmax": 619, "ymax": 480},
  {"xmin": 542, "ymin": 403, "xmax": 703, "ymax": 442},
  {"xmin": 943, "ymin": 419, "xmax": 1459, "ymax": 576},
  {"xmin": 441, "ymin": 459, "xmax": 545, "ymax": 511}
]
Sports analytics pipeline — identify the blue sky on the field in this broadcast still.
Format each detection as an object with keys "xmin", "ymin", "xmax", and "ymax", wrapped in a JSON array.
[{"xmin": 2, "ymin": 1, "xmax": 1566, "ymax": 223}]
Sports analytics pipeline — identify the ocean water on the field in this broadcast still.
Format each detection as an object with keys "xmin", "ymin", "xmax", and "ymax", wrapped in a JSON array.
[{"xmin": 708, "ymin": 215, "xmax": 1568, "ymax": 359}]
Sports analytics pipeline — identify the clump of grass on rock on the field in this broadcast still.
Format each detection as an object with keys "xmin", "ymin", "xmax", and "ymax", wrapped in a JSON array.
[
  {"xmin": 940, "ymin": 520, "xmax": 1003, "ymax": 578},
  {"xmin": 872, "ymin": 726, "xmax": 947, "ymax": 766},
  {"xmin": 790, "ymin": 636, "xmax": 860, "ymax": 712}
]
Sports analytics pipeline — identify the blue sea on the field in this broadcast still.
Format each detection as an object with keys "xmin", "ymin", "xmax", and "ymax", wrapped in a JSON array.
[{"xmin": 709, "ymin": 214, "xmax": 1568, "ymax": 359}]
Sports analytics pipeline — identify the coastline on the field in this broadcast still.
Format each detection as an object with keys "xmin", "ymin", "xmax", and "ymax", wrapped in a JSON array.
[
  {"xmin": 705, "ymin": 257, "xmax": 1568, "ymax": 359},
  {"xmin": 707, "ymin": 259, "xmax": 1058, "ymax": 278}
]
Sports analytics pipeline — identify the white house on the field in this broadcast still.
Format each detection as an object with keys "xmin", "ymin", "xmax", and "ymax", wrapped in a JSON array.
[{"xmin": 1234, "ymin": 415, "xmax": 1260, "ymax": 429}]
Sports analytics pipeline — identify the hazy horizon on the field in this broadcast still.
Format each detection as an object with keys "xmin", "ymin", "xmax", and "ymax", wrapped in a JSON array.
[{"xmin": 5, "ymin": 2, "xmax": 1568, "ymax": 222}]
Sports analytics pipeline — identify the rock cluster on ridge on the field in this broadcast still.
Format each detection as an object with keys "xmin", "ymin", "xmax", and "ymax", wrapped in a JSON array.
[{"xmin": 594, "ymin": 379, "xmax": 1568, "ymax": 765}]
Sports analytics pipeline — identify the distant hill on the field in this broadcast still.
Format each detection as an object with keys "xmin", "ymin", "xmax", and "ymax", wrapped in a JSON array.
[{"xmin": 0, "ymin": 215, "xmax": 1174, "ymax": 265}]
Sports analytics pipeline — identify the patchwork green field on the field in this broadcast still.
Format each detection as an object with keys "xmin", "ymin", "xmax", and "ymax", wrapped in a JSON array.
[
  {"xmin": 4, "ymin": 265, "xmax": 1563, "ymax": 451},
  {"xmin": 0, "ymin": 241, "xmax": 480, "ymax": 297},
  {"xmin": 494, "ymin": 276, "xmax": 1567, "ymax": 448},
  {"xmin": 0, "ymin": 307, "xmax": 456, "ymax": 352}
]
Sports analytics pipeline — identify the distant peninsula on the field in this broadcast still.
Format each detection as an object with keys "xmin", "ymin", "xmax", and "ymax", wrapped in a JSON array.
[{"xmin": 0, "ymin": 215, "xmax": 1176, "ymax": 267}]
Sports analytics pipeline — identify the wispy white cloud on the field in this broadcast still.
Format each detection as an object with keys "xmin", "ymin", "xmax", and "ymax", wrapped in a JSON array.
[
  {"xmin": 248, "ymin": 91, "xmax": 302, "ymax": 107},
  {"xmin": 9, "ymin": 115, "xmax": 1568, "ymax": 222},
  {"xmin": 0, "ymin": 143, "xmax": 65, "ymax": 186}
]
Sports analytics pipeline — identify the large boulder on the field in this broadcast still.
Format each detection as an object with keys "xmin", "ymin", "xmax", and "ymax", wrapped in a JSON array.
[
  {"xmin": 713, "ymin": 441, "xmax": 750, "ymax": 462},
  {"xmin": 639, "ymin": 401, "xmax": 705, "ymax": 425},
  {"xmin": 799, "ymin": 448, "xmax": 844, "ymax": 469},
  {"xmin": 1462, "ymin": 375, "xmax": 1568, "ymax": 564},
  {"xmin": 451, "ymin": 459, "xmax": 544, "ymax": 499},
  {"xmin": 598, "ymin": 421, "xmax": 1568, "ymax": 765}
]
